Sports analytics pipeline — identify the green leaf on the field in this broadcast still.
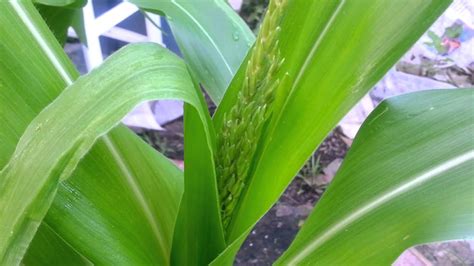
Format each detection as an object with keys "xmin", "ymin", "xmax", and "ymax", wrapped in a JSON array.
[
  {"xmin": 209, "ymin": 228, "xmax": 250, "ymax": 266},
  {"xmin": 1, "ymin": 3, "xmax": 163, "ymax": 263},
  {"xmin": 34, "ymin": 0, "xmax": 86, "ymax": 45},
  {"xmin": 70, "ymin": 9, "xmax": 87, "ymax": 45},
  {"xmin": 214, "ymin": 0, "xmax": 452, "ymax": 250},
  {"xmin": 277, "ymin": 89, "xmax": 474, "ymax": 265},
  {"xmin": 0, "ymin": 0, "xmax": 78, "ymax": 169},
  {"xmin": 171, "ymin": 104, "xmax": 226, "ymax": 266},
  {"xmin": 34, "ymin": 5, "xmax": 76, "ymax": 45},
  {"xmin": 33, "ymin": 0, "xmax": 86, "ymax": 8},
  {"xmin": 0, "ymin": 41, "xmax": 207, "ymax": 264},
  {"xmin": 1, "ymin": 2, "xmax": 185, "ymax": 264},
  {"xmin": 129, "ymin": 1, "xmax": 250, "ymax": 263},
  {"xmin": 129, "ymin": 0, "xmax": 255, "ymax": 104},
  {"xmin": 41, "ymin": 126, "xmax": 184, "ymax": 265},
  {"xmin": 1, "ymin": 2, "xmax": 221, "ymax": 265},
  {"xmin": 22, "ymin": 222, "xmax": 92, "ymax": 266}
]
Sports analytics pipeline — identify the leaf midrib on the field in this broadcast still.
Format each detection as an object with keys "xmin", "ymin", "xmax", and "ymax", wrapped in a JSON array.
[
  {"xmin": 42, "ymin": 222, "xmax": 94, "ymax": 265},
  {"xmin": 286, "ymin": 151, "xmax": 474, "ymax": 264},
  {"xmin": 102, "ymin": 136, "xmax": 169, "ymax": 262}
]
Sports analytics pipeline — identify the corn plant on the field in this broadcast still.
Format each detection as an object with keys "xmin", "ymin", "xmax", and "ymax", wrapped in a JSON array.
[{"xmin": 0, "ymin": 0, "xmax": 472, "ymax": 265}]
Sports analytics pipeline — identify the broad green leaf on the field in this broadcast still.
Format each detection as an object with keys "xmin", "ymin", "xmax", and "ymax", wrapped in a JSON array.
[
  {"xmin": 0, "ymin": 41, "xmax": 217, "ymax": 264},
  {"xmin": 41, "ymin": 126, "xmax": 184, "ymax": 265},
  {"xmin": 214, "ymin": 0, "xmax": 453, "ymax": 246},
  {"xmin": 1, "ymin": 2, "xmax": 184, "ymax": 264},
  {"xmin": 1, "ymin": 2, "xmax": 220, "ymax": 265},
  {"xmin": 1, "ymin": 2, "xmax": 176, "ymax": 263},
  {"xmin": 0, "ymin": 0, "xmax": 77, "ymax": 168},
  {"xmin": 22, "ymin": 222, "xmax": 92, "ymax": 265},
  {"xmin": 130, "ymin": 0, "xmax": 255, "ymax": 104},
  {"xmin": 0, "ymin": 42, "xmax": 205, "ymax": 264},
  {"xmin": 277, "ymin": 89, "xmax": 474, "ymax": 265}
]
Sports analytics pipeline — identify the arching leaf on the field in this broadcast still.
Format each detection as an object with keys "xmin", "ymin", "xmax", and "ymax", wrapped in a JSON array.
[
  {"xmin": 130, "ymin": 0, "xmax": 255, "ymax": 104},
  {"xmin": 277, "ymin": 89, "xmax": 474, "ymax": 265}
]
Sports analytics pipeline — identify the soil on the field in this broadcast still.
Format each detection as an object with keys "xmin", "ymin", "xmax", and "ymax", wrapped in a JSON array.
[
  {"xmin": 234, "ymin": 178, "xmax": 319, "ymax": 266},
  {"xmin": 417, "ymin": 241, "xmax": 474, "ymax": 266},
  {"xmin": 235, "ymin": 128, "xmax": 349, "ymax": 265},
  {"xmin": 137, "ymin": 118, "xmax": 184, "ymax": 160}
]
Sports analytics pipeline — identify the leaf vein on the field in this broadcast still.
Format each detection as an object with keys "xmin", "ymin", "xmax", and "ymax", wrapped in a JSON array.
[{"xmin": 288, "ymin": 150, "xmax": 474, "ymax": 265}]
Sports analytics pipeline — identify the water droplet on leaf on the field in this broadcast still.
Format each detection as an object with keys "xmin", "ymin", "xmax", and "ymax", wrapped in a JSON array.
[{"xmin": 232, "ymin": 31, "xmax": 240, "ymax": 41}]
